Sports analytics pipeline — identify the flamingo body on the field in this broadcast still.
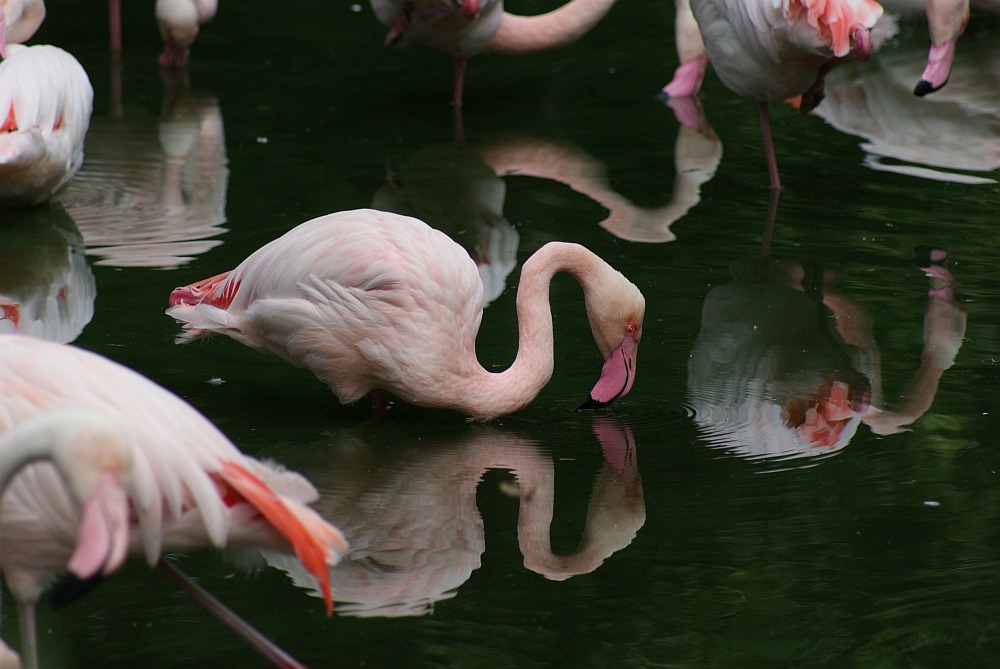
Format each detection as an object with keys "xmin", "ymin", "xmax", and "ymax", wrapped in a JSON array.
[
  {"xmin": 369, "ymin": 0, "xmax": 618, "ymax": 104},
  {"xmin": 0, "ymin": 334, "xmax": 347, "ymax": 661},
  {"xmin": 155, "ymin": 0, "xmax": 218, "ymax": 67},
  {"xmin": 168, "ymin": 209, "xmax": 644, "ymax": 421},
  {"xmin": 0, "ymin": 44, "xmax": 93, "ymax": 207},
  {"xmin": 690, "ymin": 0, "xmax": 883, "ymax": 101}
]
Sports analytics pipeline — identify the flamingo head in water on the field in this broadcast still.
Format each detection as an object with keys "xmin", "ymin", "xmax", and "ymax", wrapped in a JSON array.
[{"xmin": 578, "ymin": 267, "xmax": 645, "ymax": 411}]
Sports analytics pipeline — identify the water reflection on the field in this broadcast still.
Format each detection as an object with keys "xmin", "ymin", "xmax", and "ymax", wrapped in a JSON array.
[
  {"xmin": 0, "ymin": 204, "xmax": 94, "ymax": 343},
  {"xmin": 816, "ymin": 35, "xmax": 1000, "ymax": 183},
  {"xmin": 265, "ymin": 418, "xmax": 643, "ymax": 616},
  {"xmin": 372, "ymin": 143, "xmax": 519, "ymax": 305},
  {"xmin": 478, "ymin": 97, "xmax": 721, "ymax": 243},
  {"xmin": 687, "ymin": 243, "xmax": 966, "ymax": 467},
  {"xmin": 60, "ymin": 71, "xmax": 229, "ymax": 269}
]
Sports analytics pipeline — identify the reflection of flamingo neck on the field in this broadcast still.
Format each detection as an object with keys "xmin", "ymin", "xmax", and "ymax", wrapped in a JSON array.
[
  {"xmin": 487, "ymin": 0, "xmax": 618, "ymax": 55},
  {"xmin": 516, "ymin": 459, "xmax": 643, "ymax": 581}
]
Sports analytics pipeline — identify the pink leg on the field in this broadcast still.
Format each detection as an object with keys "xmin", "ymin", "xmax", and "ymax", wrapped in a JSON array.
[
  {"xmin": 915, "ymin": 41, "xmax": 956, "ymax": 96},
  {"xmin": 661, "ymin": 52, "xmax": 710, "ymax": 98},
  {"xmin": 108, "ymin": 0, "xmax": 122, "ymax": 53},
  {"xmin": 453, "ymin": 56, "xmax": 467, "ymax": 107},
  {"xmin": 758, "ymin": 102, "xmax": 781, "ymax": 191}
]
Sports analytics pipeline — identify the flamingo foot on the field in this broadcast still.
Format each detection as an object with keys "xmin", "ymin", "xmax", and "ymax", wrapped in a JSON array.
[
  {"xmin": 914, "ymin": 41, "xmax": 956, "ymax": 97},
  {"xmin": 660, "ymin": 52, "xmax": 710, "ymax": 98}
]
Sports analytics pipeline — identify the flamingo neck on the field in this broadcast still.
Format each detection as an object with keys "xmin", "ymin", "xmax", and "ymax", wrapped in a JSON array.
[
  {"xmin": 486, "ymin": 0, "xmax": 618, "ymax": 55},
  {"xmin": 457, "ymin": 242, "xmax": 602, "ymax": 421},
  {"xmin": 0, "ymin": 0, "xmax": 46, "ymax": 47},
  {"xmin": 0, "ymin": 413, "xmax": 71, "ymax": 492}
]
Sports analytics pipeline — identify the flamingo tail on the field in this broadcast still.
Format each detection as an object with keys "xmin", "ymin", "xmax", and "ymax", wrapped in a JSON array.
[{"xmin": 217, "ymin": 460, "xmax": 348, "ymax": 616}]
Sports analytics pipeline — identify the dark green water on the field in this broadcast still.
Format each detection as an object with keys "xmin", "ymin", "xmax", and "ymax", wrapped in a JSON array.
[{"xmin": 3, "ymin": 1, "xmax": 999, "ymax": 667}]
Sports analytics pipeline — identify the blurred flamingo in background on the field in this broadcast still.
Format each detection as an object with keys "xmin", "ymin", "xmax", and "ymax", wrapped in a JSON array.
[
  {"xmin": 0, "ymin": 0, "xmax": 93, "ymax": 207},
  {"xmin": 0, "ymin": 335, "xmax": 348, "ymax": 669},
  {"xmin": 680, "ymin": 0, "xmax": 883, "ymax": 190},
  {"xmin": 167, "ymin": 209, "xmax": 645, "ymax": 421},
  {"xmin": 105, "ymin": 0, "xmax": 218, "ymax": 67},
  {"xmin": 369, "ymin": 0, "xmax": 620, "ymax": 105}
]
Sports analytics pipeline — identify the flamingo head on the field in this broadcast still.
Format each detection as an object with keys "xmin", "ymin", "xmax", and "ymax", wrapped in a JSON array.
[
  {"xmin": 0, "ymin": 0, "xmax": 47, "ymax": 56},
  {"xmin": 578, "ymin": 268, "xmax": 645, "ymax": 411},
  {"xmin": 47, "ymin": 411, "xmax": 133, "ymax": 580}
]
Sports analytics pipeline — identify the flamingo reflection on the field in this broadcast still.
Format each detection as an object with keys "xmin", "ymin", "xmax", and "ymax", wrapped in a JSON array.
[
  {"xmin": 0, "ymin": 204, "xmax": 94, "ymax": 343},
  {"xmin": 60, "ymin": 71, "xmax": 229, "ymax": 269},
  {"xmin": 812, "ymin": 34, "xmax": 1000, "ymax": 183},
  {"xmin": 687, "ymin": 241, "xmax": 966, "ymax": 466},
  {"xmin": 264, "ymin": 418, "xmax": 643, "ymax": 616}
]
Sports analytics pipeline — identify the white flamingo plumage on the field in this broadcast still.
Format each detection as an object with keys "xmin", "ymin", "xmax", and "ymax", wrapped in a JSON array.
[
  {"xmin": 155, "ymin": 0, "xmax": 218, "ymax": 68},
  {"xmin": 0, "ymin": 335, "xmax": 348, "ymax": 668},
  {"xmin": 682, "ymin": 0, "xmax": 884, "ymax": 189},
  {"xmin": 0, "ymin": 0, "xmax": 93, "ymax": 207},
  {"xmin": 167, "ymin": 208, "xmax": 645, "ymax": 421},
  {"xmin": 369, "ymin": 0, "xmax": 619, "ymax": 105}
]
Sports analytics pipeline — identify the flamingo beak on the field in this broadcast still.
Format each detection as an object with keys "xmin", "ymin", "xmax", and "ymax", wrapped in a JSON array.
[
  {"xmin": 457, "ymin": 0, "xmax": 479, "ymax": 19},
  {"xmin": 577, "ymin": 334, "xmax": 638, "ymax": 411},
  {"xmin": 66, "ymin": 471, "xmax": 130, "ymax": 579}
]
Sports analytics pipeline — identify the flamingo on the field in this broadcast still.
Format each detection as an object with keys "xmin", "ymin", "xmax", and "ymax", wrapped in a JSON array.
[
  {"xmin": 155, "ymin": 0, "xmax": 218, "ymax": 68},
  {"xmin": 167, "ymin": 208, "xmax": 645, "ymax": 421},
  {"xmin": 0, "ymin": 335, "xmax": 348, "ymax": 668},
  {"xmin": 0, "ymin": 0, "xmax": 93, "ymax": 207},
  {"xmin": 369, "ymin": 0, "xmax": 619, "ymax": 105},
  {"xmin": 684, "ymin": 0, "xmax": 883, "ymax": 190}
]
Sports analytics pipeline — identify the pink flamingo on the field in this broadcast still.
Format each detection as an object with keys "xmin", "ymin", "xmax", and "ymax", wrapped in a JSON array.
[
  {"xmin": 0, "ymin": 335, "xmax": 348, "ymax": 669},
  {"xmin": 167, "ymin": 208, "xmax": 645, "ymax": 421},
  {"xmin": 683, "ymin": 0, "xmax": 883, "ymax": 189},
  {"xmin": 369, "ymin": 0, "xmax": 620, "ymax": 105},
  {"xmin": 0, "ymin": 0, "xmax": 93, "ymax": 207},
  {"xmin": 155, "ymin": 0, "xmax": 218, "ymax": 68}
]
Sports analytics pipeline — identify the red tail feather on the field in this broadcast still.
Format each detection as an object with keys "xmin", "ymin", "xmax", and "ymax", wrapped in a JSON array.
[{"xmin": 218, "ymin": 460, "xmax": 337, "ymax": 615}]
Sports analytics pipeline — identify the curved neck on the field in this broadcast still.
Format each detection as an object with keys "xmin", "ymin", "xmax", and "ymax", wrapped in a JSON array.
[
  {"xmin": 0, "ymin": 414, "xmax": 63, "ymax": 493},
  {"xmin": 487, "ymin": 0, "xmax": 617, "ymax": 55},
  {"xmin": 1, "ymin": 0, "xmax": 46, "ymax": 47},
  {"xmin": 456, "ymin": 242, "xmax": 602, "ymax": 421}
]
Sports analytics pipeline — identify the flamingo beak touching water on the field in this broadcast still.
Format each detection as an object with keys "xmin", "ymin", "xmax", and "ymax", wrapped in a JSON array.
[{"xmin": 578, "ymin": 331, "xmax": 639, "ymax": 411}]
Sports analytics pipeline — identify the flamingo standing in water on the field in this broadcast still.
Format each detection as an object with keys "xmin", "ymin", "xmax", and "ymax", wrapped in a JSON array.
[
  {"xmin": 167, "ymin": 209, "xmax": 645, "ymax": 421},
  {"xmin": 680, "ymin": 0, "xmax": 883, "ymax": 190},
  {"xmin": 155, "ymin": 0, "xmax": 218, "ymax": 67},
  {"xmin": 0, "ymin": 335, "xmax": 348, "ymax": 668},
  {"xmin": 0, "ymin": 0, "xmax": 93, "ymax": 207},
  {"xmin": 369, "ymin": 0, "xmax": 620, "ymax": 105}
]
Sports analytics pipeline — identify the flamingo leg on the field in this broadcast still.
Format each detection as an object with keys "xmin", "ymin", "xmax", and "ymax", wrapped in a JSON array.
[
  {"xmin": 758, "ymin": 101, "xmax": 781, "ymax": 191},
  {"xmin": 17, "ymin": 601, "xmax": 38, "ymax": 669},
  {"xmin": 156, "ymin": 559, "xmax": 307, "ymax": 669},
  {"xmin": 453, "ymin": 56, "xmax": 467, "ymax": 107},
  {"xmin": 108, "ymin": 0, "xmax": 122, "ymax": 54}
]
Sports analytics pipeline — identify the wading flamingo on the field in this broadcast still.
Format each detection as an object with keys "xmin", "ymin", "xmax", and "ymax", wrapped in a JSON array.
[
  {"xmin": 155, "ymin": 0, "xmax": 218, "ymax": 67},
  {"xmin": 369, "ymin": 0, "xmax": 619, "ymax": 105},
  {"xmin": 0, "ymin": 335, "xmax": 348, "ymax": 668},
  {"xmin": 167, "ymin": 208, "xmax": 645, "ymax": 421},
  {"xmin": 0, "ymin": 0, "xmax": 93, "ymax": 207},
  {"xmin": 684, "ymin": 0, "xmax": 883, "ymax": 189}
]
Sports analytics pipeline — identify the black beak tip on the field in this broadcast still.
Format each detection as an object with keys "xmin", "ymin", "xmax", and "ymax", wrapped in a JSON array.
[{"xmin": 576, "ymin": 396, "xmax": 607, "ymax": 412}]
